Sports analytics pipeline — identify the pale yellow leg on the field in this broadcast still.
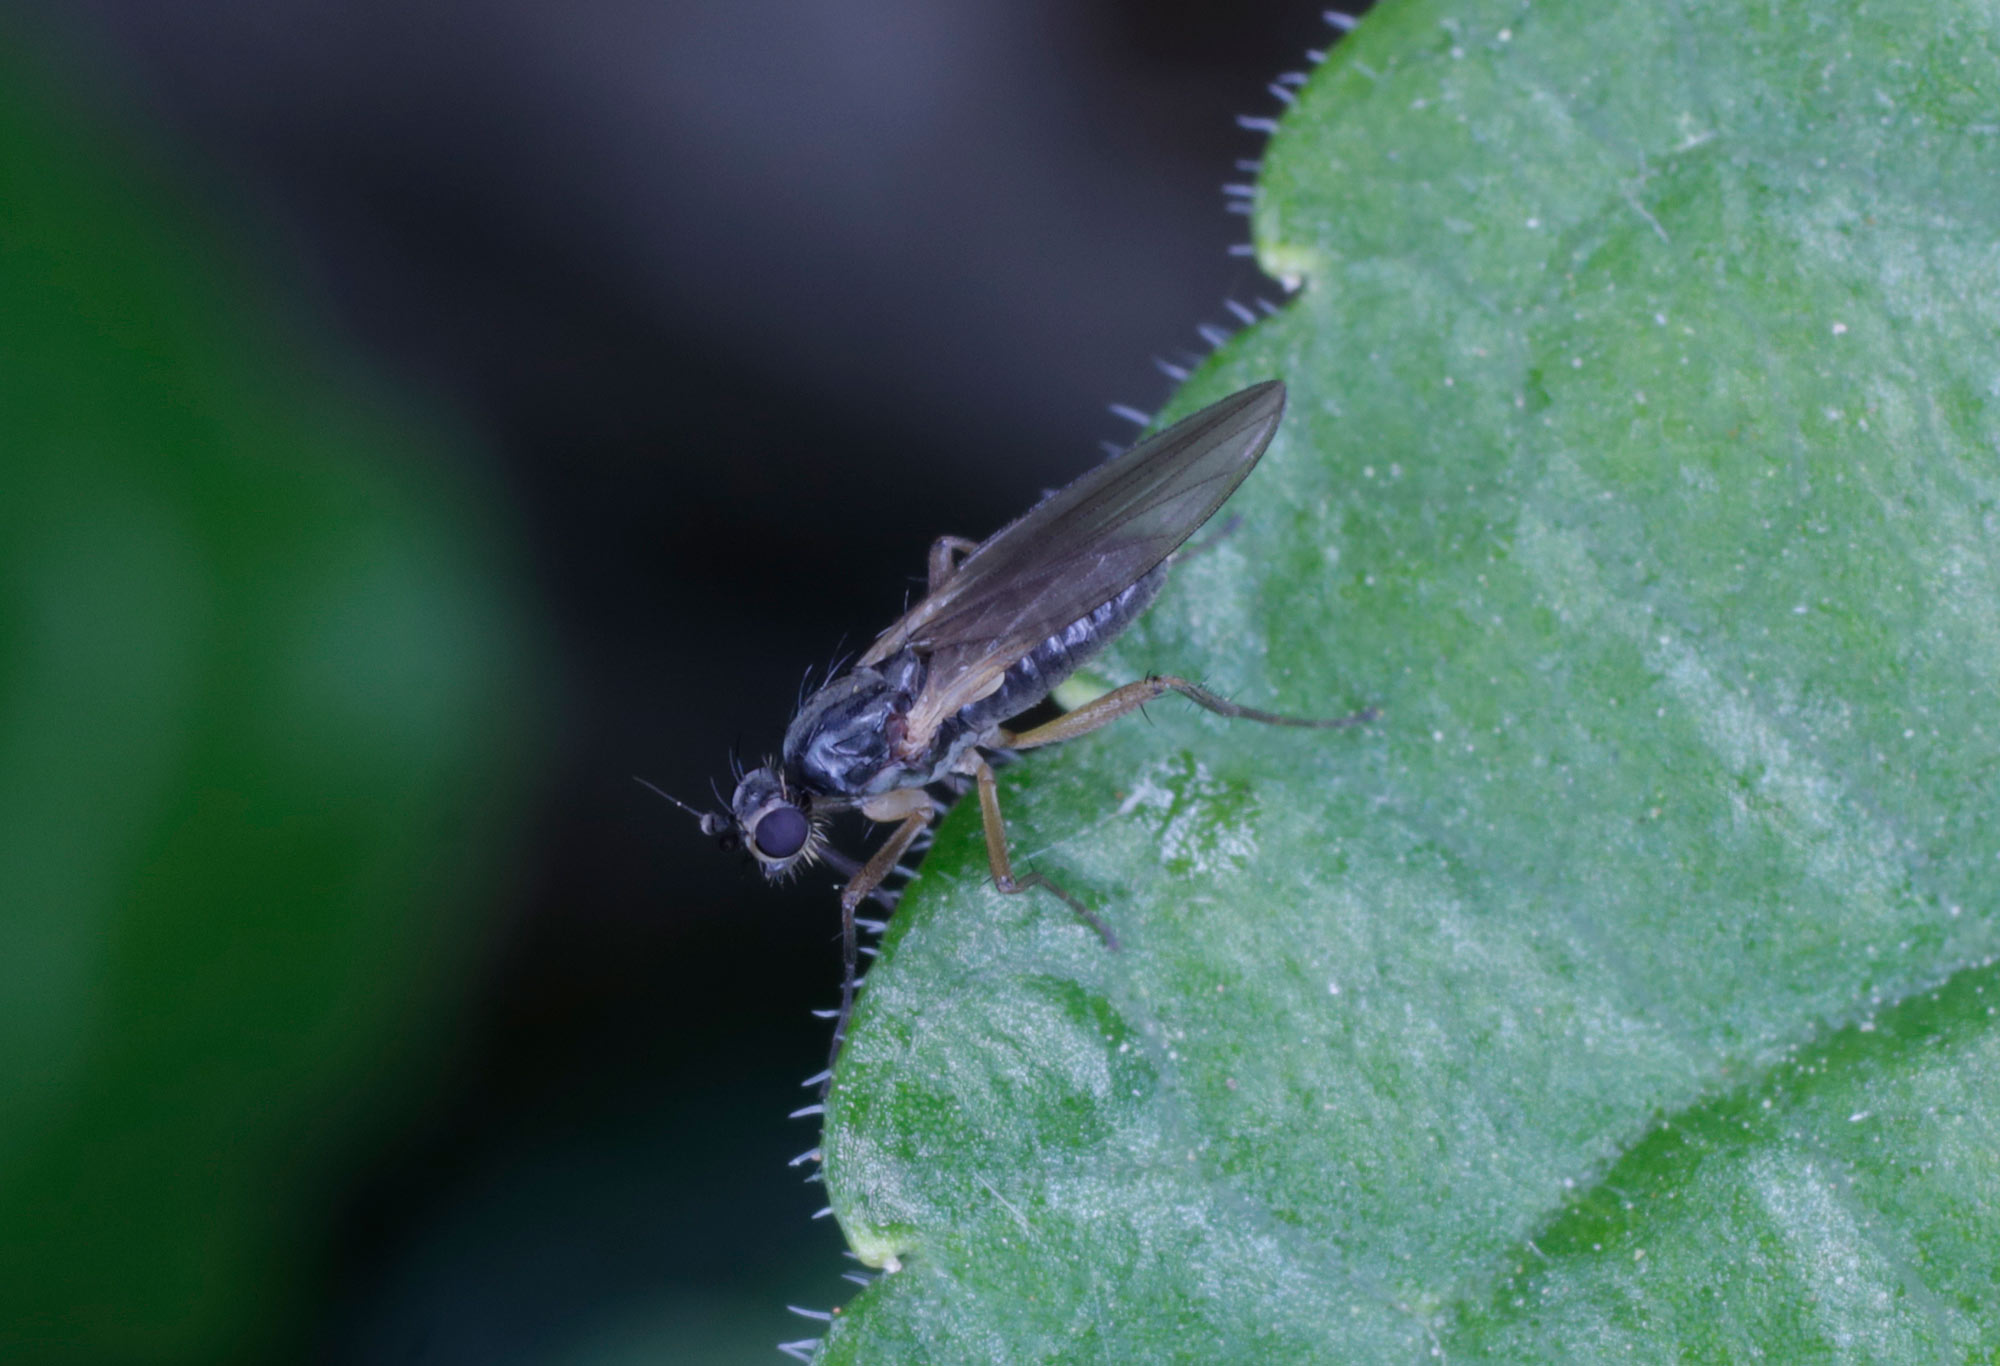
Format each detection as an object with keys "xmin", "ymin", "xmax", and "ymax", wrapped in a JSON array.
[
  {"xmin": 972, "ymin": 757, "xmax": 1118, "ymax": 948},
  {"xmin": 1001, "ymin": 674, "xmax": 1374, "ymax": 750}
]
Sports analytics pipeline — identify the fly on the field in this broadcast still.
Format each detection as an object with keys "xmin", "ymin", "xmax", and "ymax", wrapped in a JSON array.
[{"xmin": 659, "ymin": 380, "xmax": 1371, "ymax": 1080}]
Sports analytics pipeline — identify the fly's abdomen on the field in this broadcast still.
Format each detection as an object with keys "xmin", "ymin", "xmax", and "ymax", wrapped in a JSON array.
[{"xmin": 951, "ymin": 560, "xmax": 1169, "ymax": 739}]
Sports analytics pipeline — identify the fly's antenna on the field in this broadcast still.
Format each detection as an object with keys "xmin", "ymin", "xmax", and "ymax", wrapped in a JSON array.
[{"xmin": 633, "ymin": 775, "xmax": 709, "ymax": 823}]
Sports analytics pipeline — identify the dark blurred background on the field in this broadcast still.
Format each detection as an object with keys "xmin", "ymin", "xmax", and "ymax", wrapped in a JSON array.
[{"xmin": 0, "ymin": 3, "xmax": 1359, "ymax": 1362}]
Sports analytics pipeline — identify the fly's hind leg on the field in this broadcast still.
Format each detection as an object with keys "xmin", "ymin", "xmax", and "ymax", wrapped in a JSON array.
[
  {"xmin": 1000, "ymin": 675, "xmax": 1375, "ymax": 750},
  {"xmin": 928, "ymin": 535, "xmax": 982, "ymax": 593},
  {"xmin": 969, "ymin": 756, "xmax": 1118, "ymax": 949},
  {"xmin": 1169, "ymin": 512, "xmax": 1242, "ymax": 565}
]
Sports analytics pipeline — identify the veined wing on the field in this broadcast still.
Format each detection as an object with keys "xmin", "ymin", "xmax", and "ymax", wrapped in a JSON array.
[{"xmin": 860, "ymin": 380, "xmax": 1287, "ymax": 725}]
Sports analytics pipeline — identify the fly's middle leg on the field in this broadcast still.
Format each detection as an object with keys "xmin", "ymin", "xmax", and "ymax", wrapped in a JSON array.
[
  {"xmin": 1000, "ymin": 675, "xmax": 1375, "ymax": 750},
  {"xmin": 970, "ymin": 756, "xmax": 1118, "ymax": 949}
]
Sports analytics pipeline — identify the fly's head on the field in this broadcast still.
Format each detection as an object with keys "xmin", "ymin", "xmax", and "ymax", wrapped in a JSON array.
[
  {"xmin": 719, "ymin": 764, "xmax": 823, "ymax": 879},
  {"xmin": 639, "ymin": 767, "xmax": 822, "ymax": 879}
]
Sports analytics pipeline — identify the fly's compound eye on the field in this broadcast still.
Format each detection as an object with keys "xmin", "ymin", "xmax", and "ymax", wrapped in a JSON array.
[{"xmin": 751, "ymin": 804, "xmax": 810, "ymax": 861}]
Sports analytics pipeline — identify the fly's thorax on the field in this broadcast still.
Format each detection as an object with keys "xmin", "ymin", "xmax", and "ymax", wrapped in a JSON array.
[{"xmin": 783, "ymin": 650, "xmax": 931, "ymax": 799}]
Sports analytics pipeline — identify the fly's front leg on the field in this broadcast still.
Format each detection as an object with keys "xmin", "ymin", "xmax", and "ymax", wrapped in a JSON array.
[
  {"xmin": 823, "ymin": 791, "xmax": 934, "ymax": 1090},
  {"xmin": 1001, "ymin": 675, "xmax": 1375, "ymax": 750},
  {"xmin": 927, "ymin": 535, "xmax": 981, "ymax": 593},
  {"xmin": 970, "ymin": 756, "xmax": 1118, "ymax": 949}
]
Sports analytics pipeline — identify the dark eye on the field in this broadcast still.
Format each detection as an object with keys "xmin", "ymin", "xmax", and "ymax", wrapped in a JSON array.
[{"xmin": 753, "ymin": 805, "xmax": 809, "ymax": 860}]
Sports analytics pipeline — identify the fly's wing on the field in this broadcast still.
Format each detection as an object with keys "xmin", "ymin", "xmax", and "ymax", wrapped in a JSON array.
[{"xmin": 861, "ymin": 380, "xmax": 1287, "ymax": 727}]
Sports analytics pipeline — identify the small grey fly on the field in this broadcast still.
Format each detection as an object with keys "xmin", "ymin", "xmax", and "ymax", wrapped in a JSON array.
[{"xmin": 658, "ymin": 380, "xmax": 1371, "ymax": 1075}]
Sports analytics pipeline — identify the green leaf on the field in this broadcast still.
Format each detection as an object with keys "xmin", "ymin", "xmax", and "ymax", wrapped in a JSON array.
[
  {"xmin": 814, "ymin": 0, "xmax": 2000, "ymax": 1359},
  {"xmin": 0, "ymin": 48, "xmax": 537, "ymax": 1361}
]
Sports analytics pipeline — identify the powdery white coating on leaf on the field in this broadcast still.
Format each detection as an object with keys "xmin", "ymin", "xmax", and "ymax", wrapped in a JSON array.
[
  {"xmin": 1748, "ymin": 1152, "xmax": 1929, "ymax": 1357},
  {"xmin": 1114, "ymin": 753, "xmax": 1262, "ymax": 878},
  {"xmin": 1515, "ymin": 502, "xmax": 1910, "ymax": 943}
]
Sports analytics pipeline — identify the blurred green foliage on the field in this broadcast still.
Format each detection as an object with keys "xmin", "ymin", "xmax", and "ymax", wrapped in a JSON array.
[
  {"xmin": 816, "ymin": 0, "xmax": 2000, "ymax": 1359},
  {"xmin": 0, "ymin": 47, "xmax": 538, "ymax": 1362}
]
